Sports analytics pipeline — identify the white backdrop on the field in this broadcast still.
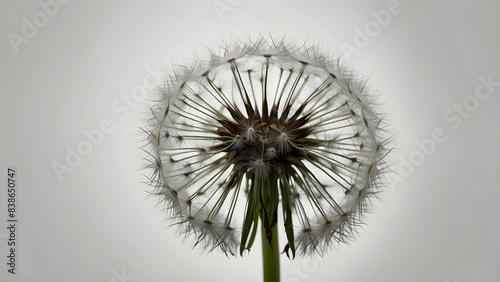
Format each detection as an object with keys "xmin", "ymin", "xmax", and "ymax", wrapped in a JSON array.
[{"xmin": 1, "ymin": 1, "xmax": 499, "ymax": 281}]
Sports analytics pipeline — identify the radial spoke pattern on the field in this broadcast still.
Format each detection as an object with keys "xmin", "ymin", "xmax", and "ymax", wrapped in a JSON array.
[{"xmin": 143, "ymin": 38, "xmax": 390, "ymax": 257}]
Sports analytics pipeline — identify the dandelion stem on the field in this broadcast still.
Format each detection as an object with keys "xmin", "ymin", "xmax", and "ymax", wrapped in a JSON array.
[{"xmin": 261, "ymin": 216, "xmax": 280, "ymax": 282}]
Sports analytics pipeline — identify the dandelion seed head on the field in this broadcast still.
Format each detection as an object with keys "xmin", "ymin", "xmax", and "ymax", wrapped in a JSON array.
[{"xmin": 142, "ymin": 35, "xmax": 392, "ymax": 257}]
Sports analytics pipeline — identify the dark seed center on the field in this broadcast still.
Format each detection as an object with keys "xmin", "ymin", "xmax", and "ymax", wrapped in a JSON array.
[{"xmin": 213, "ymin": 103, "xmax": 320, "ymax": 181}]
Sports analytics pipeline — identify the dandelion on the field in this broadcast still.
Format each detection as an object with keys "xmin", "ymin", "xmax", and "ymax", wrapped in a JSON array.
[{"xmin": 141, "ymin": 35, "xmax": 391, "ymax": 282}]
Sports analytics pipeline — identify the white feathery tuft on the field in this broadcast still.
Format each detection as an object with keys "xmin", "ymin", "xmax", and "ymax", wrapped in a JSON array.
[{"xmin": 140, "ymin": 34, "xmax": 393, "ymax": 257}]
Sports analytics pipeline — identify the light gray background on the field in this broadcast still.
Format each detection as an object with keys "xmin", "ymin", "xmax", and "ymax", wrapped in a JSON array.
[{"xmin": 1, "ymin": 1, "xmax": 499, "ymax": 281}]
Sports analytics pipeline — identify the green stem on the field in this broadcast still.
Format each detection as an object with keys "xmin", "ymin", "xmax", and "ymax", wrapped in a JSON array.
[{"xmin": 261, "ymin": 218, "xmax": 280, "ymax": 282}]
